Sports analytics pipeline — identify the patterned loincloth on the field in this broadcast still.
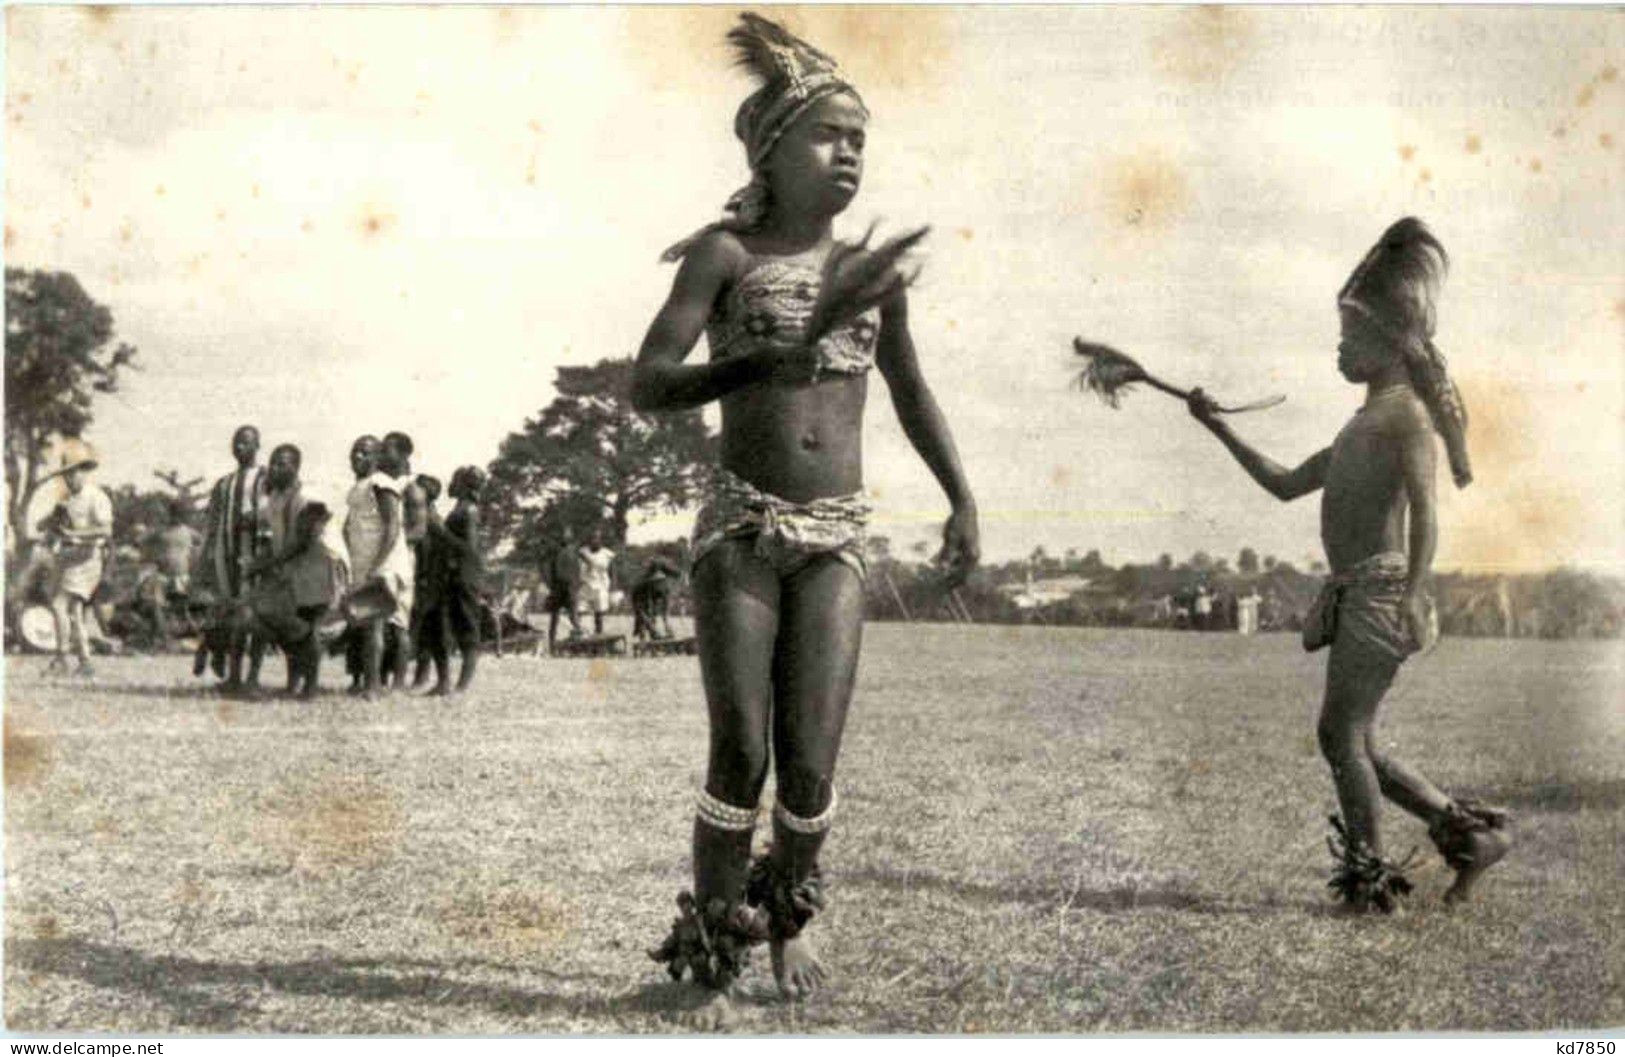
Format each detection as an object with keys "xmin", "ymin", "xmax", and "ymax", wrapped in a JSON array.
[
  {"xmin": 692, "ymin": 469, "xmax": 869, "ymax": 581},
  {"xmin": 1303, "ymin": 551, "xmax": 1438, "ymax": 663}
]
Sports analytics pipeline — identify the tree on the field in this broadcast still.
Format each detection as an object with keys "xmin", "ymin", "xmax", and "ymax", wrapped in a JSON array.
[
  {"xmin": 1238, "ymin": 547, "xmax": 1260, "ymax": 575},
  {"xmin": 4, "ymin": 269, "xmax": 138, "ymax": 545},
  {"xmin": 484, "ymin": 359, "xmax": 716, "ymax": 565},
  {"xmin": 1157, "ymin": 553, "xmax": 1173, "ymax": 571}
]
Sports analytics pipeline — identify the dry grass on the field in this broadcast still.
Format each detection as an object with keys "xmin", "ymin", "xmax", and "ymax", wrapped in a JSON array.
[{"xmin": 4, "ymin": 624, "xmax": 1622, "ymax": 1033}]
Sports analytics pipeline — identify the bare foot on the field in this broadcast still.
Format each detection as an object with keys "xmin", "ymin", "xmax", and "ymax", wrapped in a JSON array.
[
  {"xmin": 771, "ymin": 930, "xmax": 828, "ymax": 1000},
  {"xmin": 674, "ymin": 987, "xmax": 736, "ymax": 1031},
  {"xmin": 1443, "ymin": 828, "xmax": 1513, "ymax": 904}
]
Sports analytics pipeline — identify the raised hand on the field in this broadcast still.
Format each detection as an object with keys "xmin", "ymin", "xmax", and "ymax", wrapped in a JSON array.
[
  {"xmin": 805, "ymin": 223, "xmax": 929, "ymax": 342},
  {"xmin": 1186, "ymin": 386, "xmax": 1223, "ymax": 428}
]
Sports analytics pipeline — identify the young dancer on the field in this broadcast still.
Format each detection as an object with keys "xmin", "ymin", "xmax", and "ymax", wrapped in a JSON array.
[
  {"xmin": 1185, "ymin": 218, "xmax": 1510, "ymax": 912},
  {"xmin": 634, "ymin": 13, "xmax": 978, "ymax": 1022}
]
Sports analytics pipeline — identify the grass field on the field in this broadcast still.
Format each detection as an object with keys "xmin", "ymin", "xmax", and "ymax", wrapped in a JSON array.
[{"xmin": 4, "ymin": 624, "xmax": 1622, "ymax": 1034}]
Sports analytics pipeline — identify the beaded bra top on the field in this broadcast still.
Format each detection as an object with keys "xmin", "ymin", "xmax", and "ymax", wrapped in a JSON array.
[{"xmin": 706, "ymin": 256, "xmax": 880, "ymax": 377}]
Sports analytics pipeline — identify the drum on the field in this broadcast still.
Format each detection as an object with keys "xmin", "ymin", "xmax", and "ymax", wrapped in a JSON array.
[{"xmin": 17, "ymin": 604, "xmax": 58, "ymax": 653}]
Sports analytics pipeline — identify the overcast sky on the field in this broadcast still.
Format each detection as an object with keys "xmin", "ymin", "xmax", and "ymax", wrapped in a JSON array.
[{"xmin": 6, "ymin": 6, "xmax": 1621, "ymax": 572}]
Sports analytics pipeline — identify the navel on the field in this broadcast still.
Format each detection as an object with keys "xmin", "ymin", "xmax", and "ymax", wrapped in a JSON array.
[{"xmin": 800, "ymin": 432, "xmax": 822, "ymax": 451}]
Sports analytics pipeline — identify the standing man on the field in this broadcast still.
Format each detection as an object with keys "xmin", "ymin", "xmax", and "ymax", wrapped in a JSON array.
[
  {"xmin": 42, "ymin": 442, "xmax": 112, "ymax": 676},
  {"xmin": 196, "ymin": 425, "xmax": 269, "ymax": 693},
  {"xmin": 544, "ymin": 525, "xmax": 583, "ymax": 649},
  {"xmin": 579, "ymin": 526, "xmax": 617, "ymax": 637}
]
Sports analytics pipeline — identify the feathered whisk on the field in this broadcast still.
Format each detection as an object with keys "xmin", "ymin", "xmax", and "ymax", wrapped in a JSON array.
[{"xmin": 1072, "ymin": 338, "xmax": 1285, "ymax": 414}]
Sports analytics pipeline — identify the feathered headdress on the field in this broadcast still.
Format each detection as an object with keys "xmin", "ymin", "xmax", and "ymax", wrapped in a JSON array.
[
  {"xmin": 1339, "ymin": 217, "xmax": 1472, "ymax": 488},
  {"xmin": 662, "ymin": 13, "xmax": 866, "ymax": 262}
]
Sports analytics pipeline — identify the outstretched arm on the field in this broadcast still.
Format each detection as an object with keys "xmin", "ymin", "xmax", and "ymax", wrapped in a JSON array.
[
  {"xmin": 632, "ymin": 234, "xmax": 796, "ymax": 412},
  {"xmin": 876, "ymin": 288, "xmax": 979, "ymax": 584},
  {"xmin": 1188, "ymin": 389, "xmax": 1328, "ymax": 501}
]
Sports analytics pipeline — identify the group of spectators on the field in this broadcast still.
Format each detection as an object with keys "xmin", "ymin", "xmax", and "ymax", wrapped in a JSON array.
[{"xmin": 537, "ymin": 527, "xmax": 681, "ymax": 649}]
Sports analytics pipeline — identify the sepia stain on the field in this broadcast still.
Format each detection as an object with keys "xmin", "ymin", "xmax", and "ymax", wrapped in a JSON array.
[
  {"xmin": 815, "ymin": 7, "xmax": 956, "ymax": 94},
  {"xmin": 92, "ymin": 814, "xmax": 119, "ymax": 842},
  {"xmin": 436, "ymin": 885, "xmax": 575, "ymax": 957},
  {"xmin": 30, "ymin": 913, "xmax": 60, "ymax": 940},
  {"xmin": 1577, "ymin": 84, "xmax": 1595, "ymax": 108},
  {"xmin": 3, "ymin": 225, "xmax": 14, "ymax": 250},
  {"xmin": 1152, "ymin": 6, "xmax": 1256, "ymax": 85},
  {"xmin": 1601, "ymin": 133, "xmax": 1615, "ymax": 150},
  {"xmin": 1529, "ymin": 158, "xmax": 1543, "ymax": 173},
  {"xmin": 1102, "ymin": 149, "xmax": 1189, "ymax": 232},
  {"xmin": 1447, "ymin": 378, "xmax": 1592, "ymax": 569},
  {"xmin": 81, "ymin": 5, "xmax": 116, "ymax": 28},
  {"xmin": 357, "ymin": 204, "xmax": 398, "ymax": 240},
  {"xmin": 621, "ymin": 7, "xmax": 955, "ymax": 95},
  {"xmin": 118, "ymin": 221, "xmax": 132, "ymax": 243},
  {"xmin": 1418, "ymin": 168, "xmax": 1433, "ymax": 185},
  {"xmin": 957, "ymin": 227, "xmax": 974, "ymax": 242},
  {"xmin": 154, "ymin": 184, "xmax": 166, "ymax": 197},
  {"xmin": 1602, "ymin": 65, "xmax": 1618, "ymax": 83},
  {"xmin": 1050, "ymin": 465, "xmax": 1071, "ymax": 489},
  {"xmin": 491, "ymin": 7, "xmax": 522, "ymax": 45},
  {"xmin": 1464, "ymin": 135, "xmax": 1482, "ymax": 155},
  {"xmin": 300, "ymin": 218, "xmax": 314, "ymax": 233},
  {"xmin": 1466, "ymin": 377, "xmax": 1535, "ymax": 475},
  {"xmin": 1398, "ymin": 144, "xmax": 1416, "ymax": 163},
  {"xmin": 1554, "ymin": 125, "xmax": 1568, "ymax": 139},
  {"xmin": 1453, "ymin": 480, "xmax": 1587, "ymax": 572},
  {"xmin": 81, "ymin": 193, "xmax": 92, "ymax": 210},
  {"xmin": 5, "ymin": 713, "xmax": 51, "ymax": 791},
  {"xmin": 524, "ymin": 156, "xmax": 538, "ymax": 186},
  {"xmin": 215, "ymin": 699, "xmax": 236, "ymax": 725},
  {"xmin": 587, "ymin": 658, "xmax": 611, "ymax": 683},
  {"xmin": 263, "ymin": 773, "xmax": 404, "ymax": 871}
]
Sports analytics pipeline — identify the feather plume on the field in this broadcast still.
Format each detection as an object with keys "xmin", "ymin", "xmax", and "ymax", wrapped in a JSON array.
[
  {"xmin": 727, "ymin": 13, "xmax": 838, "ymax": 87},
  {"xmin": 1339, "ymin": 216, "xmax": 1448, "ymax": 338},
  {"xmin": 1072, "ymin": 340, "xmax": 1148, "ymax": 408}
]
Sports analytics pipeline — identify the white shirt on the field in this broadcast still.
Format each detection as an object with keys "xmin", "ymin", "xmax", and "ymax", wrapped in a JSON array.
[{"xmin": 580, "ymin": 546, "xmax": 615, "ymax": 594}]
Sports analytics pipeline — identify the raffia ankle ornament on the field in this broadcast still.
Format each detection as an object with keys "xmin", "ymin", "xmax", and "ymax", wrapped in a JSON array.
[
  {"xmin": 747, "ymin": 793, "xmax": 836, "ymax": 939},
  {"xmin": 1326, "ymin": 815, "xmax": 1415, "ymax": 914},
  {"xmin": 648, "ymin": 892, "xmax": 772, "ymax": 991},
  {"xmin": 746, "ymin": 857, "xmax": 828, "ymax": 940}
]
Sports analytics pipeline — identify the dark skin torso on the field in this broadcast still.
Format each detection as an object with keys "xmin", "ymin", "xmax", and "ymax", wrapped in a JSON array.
[
  {"xmin": 1320, "ymin": 394, "xmax": 1417, "ymax": 572},
  {"xmin": 714, "ymin": 253, "xmax": 868, "ymax": 502}
]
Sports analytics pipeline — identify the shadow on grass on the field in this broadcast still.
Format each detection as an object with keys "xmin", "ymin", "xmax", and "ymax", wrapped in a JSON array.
[
  {"xmin": 840, "ymin": 866, "xmax": 1338, "ymax": 918},
  {"xmin": 54, "ymin": 682, "xmax": 236, "ymax": 701},
  {"xmin": 6, "ymin": 935, "xmax": 692, "ymax": 1032},
  {"xmin": 1460, "ymin": 778, "xmax": 1625, "ymax": 813}
]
